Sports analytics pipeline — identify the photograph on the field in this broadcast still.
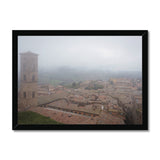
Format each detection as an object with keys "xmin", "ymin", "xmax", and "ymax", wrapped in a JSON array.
[{"xmin": 13, "ymin": 30, "xmax": 148, "ymax": 130}]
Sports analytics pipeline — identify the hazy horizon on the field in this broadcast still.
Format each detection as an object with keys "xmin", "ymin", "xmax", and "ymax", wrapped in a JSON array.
[{"xmin": 18, "ymin": 36, "xmax": 142, "ymax": 73}]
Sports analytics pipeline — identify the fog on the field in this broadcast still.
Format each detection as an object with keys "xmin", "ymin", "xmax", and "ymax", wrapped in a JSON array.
[{"xmin": 18, "ymin": 36, "xmax": 142, "ymax": 72}]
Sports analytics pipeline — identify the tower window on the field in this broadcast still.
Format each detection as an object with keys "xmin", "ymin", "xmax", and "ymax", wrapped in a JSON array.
[
  {"xmin": 24, "ymin": 75, "xmax": 26, "ymax": 81},
  {"xmin": 32, "ymin": 92, "xmax": 35, "ymax": 98},
  {"xmin": 32, "ymin": 64, "xmax": 35, "ymax": 71},
  {"xmin": 23, "ymin": 92, "xmax": 26, "ymax": 98},
  {"xmin": 23, "ymin": 64, "xmax": 26, "ymax": 71},
  {"xmin": 32, "ymin": 75, "xmax": 35, "ymax": 81}
]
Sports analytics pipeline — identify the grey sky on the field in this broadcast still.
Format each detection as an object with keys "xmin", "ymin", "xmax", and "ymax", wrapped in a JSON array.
[{"xmin": 18, "ymin": 36, "xmax": 142, "ymax": 72}]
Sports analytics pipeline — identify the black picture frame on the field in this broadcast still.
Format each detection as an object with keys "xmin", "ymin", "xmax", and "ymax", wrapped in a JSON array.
[{"xmin": 13, "ymin": 30, "xmax": 148, "ymax": 130}]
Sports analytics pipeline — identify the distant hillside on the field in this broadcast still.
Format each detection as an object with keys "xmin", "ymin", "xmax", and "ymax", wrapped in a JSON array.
[{"xmin": 38, "ymin": 67, "xmax": 142, "ymax": 85}]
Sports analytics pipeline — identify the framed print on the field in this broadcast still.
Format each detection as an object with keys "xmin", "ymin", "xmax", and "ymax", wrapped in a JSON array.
[{"xmin": 12, "ymin": 30, "xmax": 148, "ymax": 130}]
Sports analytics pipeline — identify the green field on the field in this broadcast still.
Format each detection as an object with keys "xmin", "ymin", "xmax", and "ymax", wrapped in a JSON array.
[{"xmin": 18, "ymin": 111, "xmax": 61, "ymax": 124}]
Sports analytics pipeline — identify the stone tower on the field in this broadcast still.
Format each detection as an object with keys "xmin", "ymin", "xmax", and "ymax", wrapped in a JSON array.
[{"xmin": 19, "ymin": 51, "xmax": 38, "ymax": 110}]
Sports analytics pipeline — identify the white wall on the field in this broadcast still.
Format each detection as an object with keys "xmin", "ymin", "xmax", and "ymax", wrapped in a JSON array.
[{"xmin": 0, "ymin": 0, "xmax": 159, "ymax": 160}]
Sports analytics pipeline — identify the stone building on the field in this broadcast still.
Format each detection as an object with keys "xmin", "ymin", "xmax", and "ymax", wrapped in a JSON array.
[{"xmin": 18, "ymin": 51, "xmax": 38, "ymax": 110}]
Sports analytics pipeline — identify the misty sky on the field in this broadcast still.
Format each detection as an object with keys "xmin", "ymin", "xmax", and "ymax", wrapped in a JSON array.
[{"xmin": 18, "ymin": 36, "xmax": 142, "ymax": 72}]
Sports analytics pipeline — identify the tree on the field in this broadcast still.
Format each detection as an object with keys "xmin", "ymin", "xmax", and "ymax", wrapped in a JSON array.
[
  {"xmin": 72, "ymin": 82, "xmax": 76, "ymax": 88},
  {"xmin": 106, "ymin": 94, "xmax": 140, "ymax": 124}
]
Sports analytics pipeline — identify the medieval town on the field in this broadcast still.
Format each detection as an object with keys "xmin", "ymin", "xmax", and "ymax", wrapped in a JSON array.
[{"xmin": 18, "ymin": 51, "xmax": 142, "ymax": 125}]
